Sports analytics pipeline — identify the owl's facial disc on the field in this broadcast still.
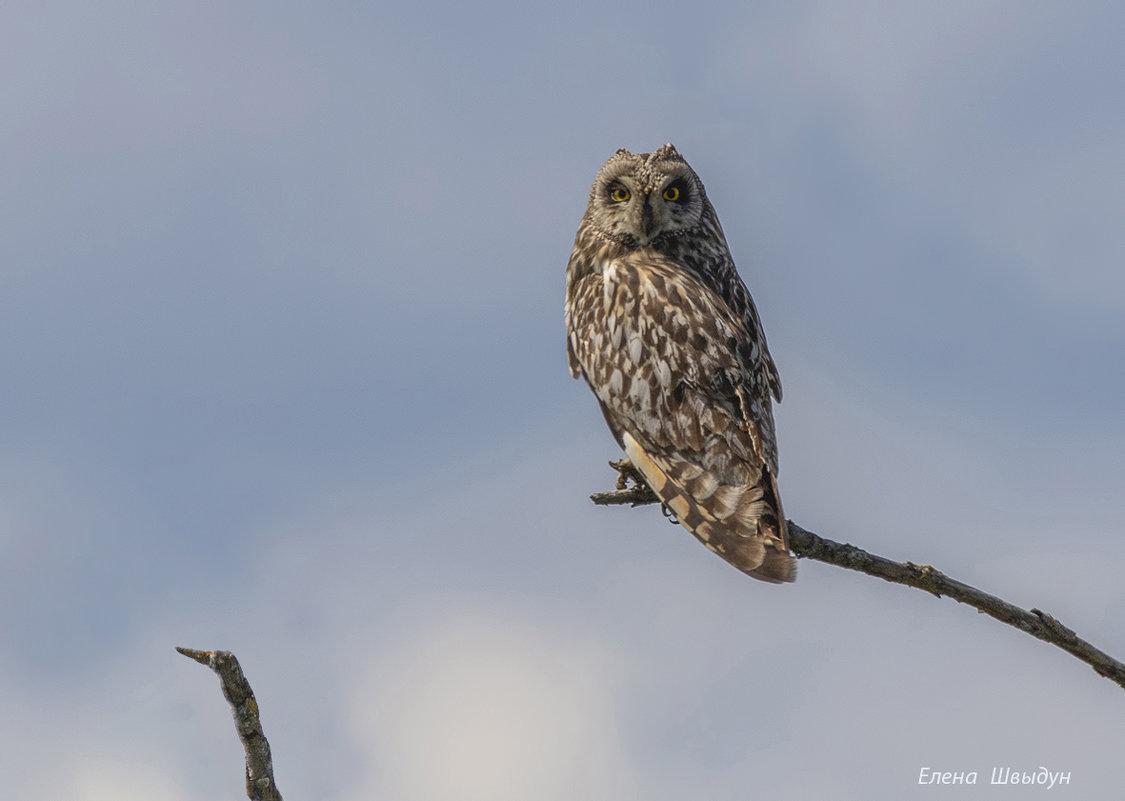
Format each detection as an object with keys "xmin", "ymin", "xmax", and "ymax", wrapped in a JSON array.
[{"xmin": 590, "ymin": 152, "xmax": 703, "ymax": 246}]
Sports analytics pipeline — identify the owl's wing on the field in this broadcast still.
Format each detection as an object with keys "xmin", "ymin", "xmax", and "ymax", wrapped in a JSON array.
[
  {"xmin": 566, "ymin": 330, "xmax": 583, "ymax": 379},
  {"xmin": 724, "ymin": 264, "xmax": 782, "ymax": 405}
]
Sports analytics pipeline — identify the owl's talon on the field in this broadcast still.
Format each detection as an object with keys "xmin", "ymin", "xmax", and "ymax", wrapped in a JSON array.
[{"xmin": 660, "ymin": 504, "xmax": 681, "ymax": 525}]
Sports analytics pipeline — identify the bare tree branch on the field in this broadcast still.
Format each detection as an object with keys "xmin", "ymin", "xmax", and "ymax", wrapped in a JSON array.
[
  {"xmin": 177, "ymin": 648, "xmax": 284, "ymax": 801},
  {"xmin": 591, "ymin": 460, "xmax": 1125, "ymax": 692}
]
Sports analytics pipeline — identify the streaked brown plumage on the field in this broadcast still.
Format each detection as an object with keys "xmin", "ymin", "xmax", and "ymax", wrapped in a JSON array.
[{"xmin": 565, "ymin": 144, "xmax": 795, "ymax": 582}]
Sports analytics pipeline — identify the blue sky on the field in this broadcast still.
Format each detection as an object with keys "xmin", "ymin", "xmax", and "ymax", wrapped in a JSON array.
[{"xmin": 2, "ymin": 1, "xmax": 1123, "ymax": 798}]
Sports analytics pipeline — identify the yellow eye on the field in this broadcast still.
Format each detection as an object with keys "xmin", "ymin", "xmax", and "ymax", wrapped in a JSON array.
[
  {"xmin": 611, "ymin": 186, "xmax": 630, "ymax": 202},
  {"xmin": 663, "ymin": 185, "xmax": 681, "ymax": 201}
]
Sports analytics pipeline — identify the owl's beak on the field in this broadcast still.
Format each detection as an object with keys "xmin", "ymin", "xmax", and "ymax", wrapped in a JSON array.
[{"xmin": 641, "ymin": 197, "xmax": 654, "ymax": 238}]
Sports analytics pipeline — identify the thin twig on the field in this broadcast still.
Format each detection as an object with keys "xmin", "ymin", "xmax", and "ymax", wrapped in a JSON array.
[
  {"xmin": 591, "ymin": 461, "xmax": 1125, "ymax": 691},
  {"xmin": 177, "ymin": 648, "xmax": 284, "ymax": 801}
]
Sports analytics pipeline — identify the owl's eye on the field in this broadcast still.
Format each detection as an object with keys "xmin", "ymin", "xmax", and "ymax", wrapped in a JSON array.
[
  {"xmin": 663, "ymin": 185, "xmax": 681, "ymax": 202},
  {"xmin": 611, "ymin": 186, "xmax": 630, "ymax": 202}
]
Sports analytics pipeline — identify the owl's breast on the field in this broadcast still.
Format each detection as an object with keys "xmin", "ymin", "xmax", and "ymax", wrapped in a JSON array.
[{"xmin": 569, "ymin": 256, "xmax": 751, "ymax": 460}]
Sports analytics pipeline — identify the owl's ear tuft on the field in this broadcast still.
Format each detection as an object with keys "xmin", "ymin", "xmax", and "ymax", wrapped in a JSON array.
[
  {"xmin": 653, "ymin": 143, "xmax": 681, "ymax": 159},
  {"xmin": 615, "ymin": 147, "xmax": 632, "ymax": 157}
]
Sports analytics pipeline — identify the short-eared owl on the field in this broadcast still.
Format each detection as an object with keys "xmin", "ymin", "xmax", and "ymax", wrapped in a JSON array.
[{"xmin": 565, "ymin": 144, "xmax": 795, "ymax": 583}]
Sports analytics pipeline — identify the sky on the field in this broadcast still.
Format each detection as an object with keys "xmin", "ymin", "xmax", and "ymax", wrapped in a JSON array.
[{"xmin": 1, "ymin": 1, "xmax": 1123, "ymax": 798}]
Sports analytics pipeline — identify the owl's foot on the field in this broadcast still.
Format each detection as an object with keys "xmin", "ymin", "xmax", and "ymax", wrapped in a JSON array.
[
  {"xmin": 609, "ymin": 458, "xmax": 644, "ymax": 490},
  {"xmin": 591, "ymin": 459, "xmax": 661, "ymax": 507}
]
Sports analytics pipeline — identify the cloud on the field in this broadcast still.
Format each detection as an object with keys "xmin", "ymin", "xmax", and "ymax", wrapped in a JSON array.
[
  {"xmin": 348, "ymin": 606, "xmax": 633, "ymax": 801},
  {"xmin": 67, "ymin": 758, "xmax": 191, "ymax": 801}
]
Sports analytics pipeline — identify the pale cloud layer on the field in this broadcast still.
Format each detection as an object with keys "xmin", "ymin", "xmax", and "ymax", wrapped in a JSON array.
[{"xmin": 349, "ymin": 611, "xmax": 633, "ymax": 801}]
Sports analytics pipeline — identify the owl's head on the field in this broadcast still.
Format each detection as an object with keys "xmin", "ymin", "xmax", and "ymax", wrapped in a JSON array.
[{"xmin": 584, "ymin": 143, "xmax": 709, "ymax": 247}]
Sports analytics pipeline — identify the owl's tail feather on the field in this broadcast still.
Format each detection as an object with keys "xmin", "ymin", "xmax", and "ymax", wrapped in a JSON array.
[{"xmin": 622, "ymin": 433, "xmax": 797, "ymax": 583}]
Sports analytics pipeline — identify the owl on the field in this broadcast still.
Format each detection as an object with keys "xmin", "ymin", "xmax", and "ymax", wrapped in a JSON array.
[{"xmin": 565, "ymin": 144, "xmax": 795, "ymax": 583}]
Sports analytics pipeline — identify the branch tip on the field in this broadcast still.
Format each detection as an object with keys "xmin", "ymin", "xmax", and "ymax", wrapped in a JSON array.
[{"xmin": 178, "ymin": 647, "xmax": 283, "ymax": 801}]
